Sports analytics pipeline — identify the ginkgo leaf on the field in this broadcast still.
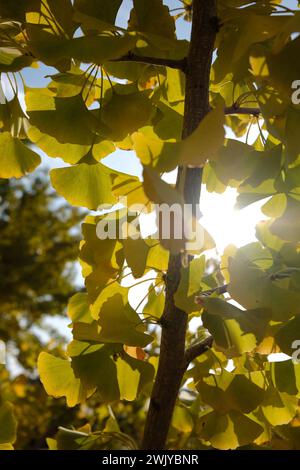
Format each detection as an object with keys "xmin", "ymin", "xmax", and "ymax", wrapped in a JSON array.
[
  {"xmin": 69, "ymin": 342, "xmax": 121, "ymax": 402},
  {"xmin": 48, "ymin": 69, "xmax": 97, "ymax": 107},
  {"xmin": 268, "ymin": 36, "xmax": 300, "ymax": 97},
  {"xmin": 142, "ymin": 166, "xmax": 214, "ymax": 254},
  {"xmin": 102, "ymin": 90, "xmax": 153, "ymax": 141},
  {"xmin": 154, "ymin": 99, "xmax": 184, "ymax": 141},
  {"xmin": 143, "ymin": 286, "xmax": 165, "ymax": 319},
  {"xmin": 228, "ymin": 244, "xmax": 300, "ymax": 322},
  {"xmin": 172, "ymin": 406, "xmax": 194, "ymax": 433},
  {"xmin": 269, "ymin": 196, "xmax": 300, "ymax": 242},
  {"xmin": 166, "ymin": 68, "xmax": 185, "ymax": 103},
  {"xmin": 179, "ymin": 105, "xmax": 225, "ymax": 166},
  {"xmin": 69, "ymin": 341, "xmax": 153, "ymax": 402},
  {"xmin": 68, "ymin": 34, "xmax": 137, "ymax": 65},
  {"xmin": 50, "ymin": 163, "xmax": 115, "ymax": 210},
  {"xmin": 0, "ymin": 49, "xmax": 33, "ymax": 72},
  {"xmin": 0, "ymin": 402, "xmax": 17, "ymax": 445},
  {"xmin": 209, "ymin": 139, "xmax": 255, "ymax": 187},
  {"xmin": 90, "ymin": 282, "xmax": 128, "ymax": 320},
  {"xmin": 74, "ymin": 0, "xmax": 122, "ymax": 25},
  {"xmin": 174, "ymin": 256, "xmax": 206, "ymax": 313},
  {"xmin": 271, "ymin": 360, "xmax": 300, "ymax": 398},
  {"xmin": 202, "ymin": 298, "xmax": 271, "ymax": 355},
  {"xmin": 38, "ymin": 352, "xmax": 93, "ymax": 407},
  {"xmin": 200, "ymin": 410, "xmax": 263, "ymax": 450},
  {"xmin": 112, "ymin": 171, "xmax": 149, "ymax": 206},
  {"xmin": 122, "ymin": 235, "xmax": 150, "ymax": 279},
  {"xmin": 79, "ymin": 216, "xmax": 124, "ymax": 298},
  {"xmin": 232, "ymin": 14, "xmax": 285, "ymax": 63},
  {"xmin": 54, "ymin": 426, "xmax": 137, "ymax": 450},
  {"xmin": 116, "ymin": 353, "xmax": 154, "ymax": 401},
  {"xmin": 26, "ymin": 25, "xmax": 71, "ymax": 70},
  {"xmin": 133, "ymin": 106, "xmax": 225, "ymax": 171},
  {"xmin": 0, "ymin": 132, "xmax": 41, "ymax": 178},
  {"xmin": 275, "ymin": 315, "xmax": 300, "ymax": 356},
  {"xmin": 27, "ymin": 126, "xmax": 91, "ymax": 165},
  {"xmin": 73, "ymin": 294, "xmax": 153, "ymax": 347},
  {"xmin": 67, "ymin": 293, "xmax": 93, "ymax": 324},
  {"xmin": 142, "ymin": 166, "xmax": 186, "ymax": 253},
  {"xmin": 196, "ymin": 370, "xmax": 265, "ymax": 415},
  {"xmin": 130, "ymin": 0, "xmax": 175, "ymax": 40},
  {"xmin": 26, "ymin": 90, "xmax": 97, "ymax": 146},
  {"xmin": 285, "ymin": 107, "xmax": 300, "ymax": 163},
  {"xmin": 261, "ymin": 387, "xmax": 298, "ymax": 426}
]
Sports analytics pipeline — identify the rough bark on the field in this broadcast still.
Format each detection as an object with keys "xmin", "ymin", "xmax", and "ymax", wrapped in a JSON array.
[{"xmin": 142, "ymin": 0, "xmax": 217, "ymax": 450}]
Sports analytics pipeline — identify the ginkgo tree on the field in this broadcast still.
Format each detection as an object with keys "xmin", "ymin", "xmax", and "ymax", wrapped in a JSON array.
[{"xmin": 1, "ymin": 0, "xmax": 300, "ymax": 451}]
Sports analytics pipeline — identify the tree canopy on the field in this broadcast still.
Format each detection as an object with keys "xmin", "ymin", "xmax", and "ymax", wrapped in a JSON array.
[{"xmin": 1, "ymin": 0, "xmax": 300, "ymax": 451}]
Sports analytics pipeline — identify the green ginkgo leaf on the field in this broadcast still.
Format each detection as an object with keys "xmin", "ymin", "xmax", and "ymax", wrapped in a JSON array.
[
  {"xmin": 143, "ymin": 286, "xmax": 165, "ymax": 319},
  {"xmin": 269, "ymin": 196, "xmax": 300, "ymax": 242},
  {"xmin": 69, "ymin": 341, "xmax": 153, "ymax": 402},
  {"xmin": 271, "ymin": 360, "xmax": 300, "ymax": 398},
  {"xmin": 196, "ymin": 370, "xmax": 265, "ymax": 415},
  {"xmin": 67, "ymin": 293, "xmax": 93, "ymax": 324},
  {"xmin": 102, "ymin": 90, "xmax": 153, "ymax": 141},
  {"xmin": 142, "ymin": 166, "xmax": 214, "ymax": 254},
  {"xmin": 202, "ymin": 298, "xmax": 271, "ymax": 355},
  {"xmin": 90, "ymin": 282, "xmax": 128, "ymax": 320},
  {"xmin": 50, "ymin": 163, "xmax": 115, "ymax": 209},
  {"xmin": 261, "ymin": 387, "xmax": 298, "ymax": 426},
  {"xmin": 27, "ymin": 126, "xmax": 91, "ymax": 165},
  {"xmin": 38, "ymin": 352, "xmax": 94, "ymax": 407},
  {"xmin": 26, "ymin": 25, "xmax": 70, "ymax": 69},
  {"xmin": 0, "ymin": 48, "xmax": 33, "ymax": 72},
  {"xmin": 0, "ymin": 132, "xmax": 41, "ymax": 179},
  {"xmin": 73, "ymin": 293, "xmax": 153, "ymax": 347},
  {"xmin": 122, "ymin": 236, "xmax": 150, "ymax": 279},
  {"xmin": 228, "ymin": 244, "xmax": 300, "ymax": 322},
  {"xmin": 79, "ymin": 216, "xmax": 124, "ymax": 299},
  {"xmin": 74, "ymin": 0, "xmax": 122, "ymax": 26},
  {"xmin": 116, "ymin": 353, "xmax": 154, "ymax": 401},
  {"xmin": 26, "ymin": 91, "xmax": 97, "ymax": 146},
  {"xmin": 69, "ymin": 342, "xmax": 121, "ymax": 402},
  {"xmin": 174, "ymin": 256, "xmax": 206, "ymax": 313},
  {"xmin": 133, "ymin": 106, "xmax": 225, "ymax": 172},
  {"xmin": 130, "ymin": 0, "xmax": 175, "ymax": 40},
  {"xmin": 275, "ymin": 315, "xmax": 300, "ymax": 356},
  {"xmin": 200, "ymin": 410, "xmax": 263, "ymax": 450},
  {"xmin": 172, "ymin": 406, "xmax": 194, "ymax": 433},
  {"xmin": 68, "ymin": 34, "xmax": 137, "ymax": 65},
  {"xmin": 0, "ymin": 402, "xmax": 17, "ymax": 445}
]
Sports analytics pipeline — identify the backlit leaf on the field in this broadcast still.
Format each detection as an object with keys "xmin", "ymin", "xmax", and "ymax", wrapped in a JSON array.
[
  {"xmin": 50, "ymin": 163, "xmax": 115, "ymax": 210},
  {"xmin": 0, "ymin": 132, "xmax": 41, "ymax": 179}
]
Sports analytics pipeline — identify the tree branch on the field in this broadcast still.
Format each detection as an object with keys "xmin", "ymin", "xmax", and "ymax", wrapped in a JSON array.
[
  {"xmin": 195, "ymin": 283, "xmax": 229, "ymax": 302},
  {"xmin": 111, "ymin": 52, "xmax": 187, "ymax": 71},
  {"xmin": 142, "ymin": 0, "xmax": 217, "ymax": 451},
  {"xmin": 184, "ymin": 335, "xmax": 214, "ymax": 367},
  {"xmin": 224, "ymin": 105, "xmax": 260, "ymax": 116}
]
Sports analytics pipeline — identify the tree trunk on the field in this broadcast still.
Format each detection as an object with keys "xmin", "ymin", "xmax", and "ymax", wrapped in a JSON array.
[{"xmin": 142, "ymin": 0, "xmax": 217, "ymax": 450}]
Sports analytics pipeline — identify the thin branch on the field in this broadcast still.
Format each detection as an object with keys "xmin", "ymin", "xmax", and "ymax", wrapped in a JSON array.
[
  {"xmin": 195, "ymin": 283, "xmax": 229, "ymax": 302},
  {"xmin": 110, "ymin": 52, "xmax": 187, "ymax": 72},
  {"xmin": 225, "ymin": 105, "xmax": 261, "ymax": 117},
  {"xmin": 184, "ymin": 335, "xmax": 214, "ymax": 367}
]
